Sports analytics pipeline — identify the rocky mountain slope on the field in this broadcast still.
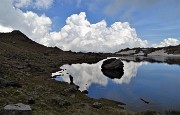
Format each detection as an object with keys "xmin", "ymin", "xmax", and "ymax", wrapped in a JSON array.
[
  {"xmin": 0, "ymin": 30, "xmax": 157, "ymax": 115},
  {"xmin": 116, "ymin": 45, "xmax": 180, "ymax": 56}
]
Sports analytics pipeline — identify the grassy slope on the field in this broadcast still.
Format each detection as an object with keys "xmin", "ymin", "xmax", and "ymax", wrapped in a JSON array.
[{"xmin": 0, "ymin": 31, "xmax": 158, "ymax": 115}]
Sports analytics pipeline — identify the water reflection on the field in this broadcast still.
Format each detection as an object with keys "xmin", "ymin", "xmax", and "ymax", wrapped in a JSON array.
[
  {"xmin": 52, "ymin": 59, "xmax": 142, "ymax": 91},
  {"xmin": 52, "ymin": 58, "xmax": 180, "ymax": 114},
  {"xmin": 113, "ymin": 61, "xmax": 143, "ymax": 84}
]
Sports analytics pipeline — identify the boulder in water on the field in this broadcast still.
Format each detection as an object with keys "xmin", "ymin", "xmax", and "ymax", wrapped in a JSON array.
[{"xmin": 101, "ymin": 58, "xmax": 124, "ymax": 79}]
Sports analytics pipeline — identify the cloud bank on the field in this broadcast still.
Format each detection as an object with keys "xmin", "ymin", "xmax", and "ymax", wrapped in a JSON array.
[
  {"xmin": 0, "ymin": 0, "xmax": 52, "ymax": 45},
  {"xmin": 0, "ymin": 25, "xmax": 13, "ymax": 32},
  {"xmin": 47, "ymin": 12, "xmax": 148, "ymax": 52},
  {"xmin": 14, "ymin": 0, "xmax": 53, "ymax": 9},
  {"xmin": 152, "ymin": 38, "xmax": 180, "ymax": 48},
  {"xmin": 0, "ymin": 0, "xmax": 179, "ymax": 53}
]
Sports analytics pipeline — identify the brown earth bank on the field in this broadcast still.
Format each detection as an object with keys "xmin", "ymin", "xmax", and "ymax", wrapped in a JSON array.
[{"xmin": 0, "ymin": 30, "xmax": 160, "ymax": 115}]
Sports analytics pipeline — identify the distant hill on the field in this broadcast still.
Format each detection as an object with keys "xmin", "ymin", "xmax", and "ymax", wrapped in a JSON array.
[
  {"xmin": 116, "ymin": 45, "xmax": 180, "ymax": 56},
  {"xmin": 0, "ymin": 30, "xmax": 63, "ymax": 53}
]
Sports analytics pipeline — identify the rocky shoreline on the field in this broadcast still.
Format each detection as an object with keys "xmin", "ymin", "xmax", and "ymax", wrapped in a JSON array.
[{"xmin": 0, "ymin": 31, "xmax": 162, "ymax": 115}]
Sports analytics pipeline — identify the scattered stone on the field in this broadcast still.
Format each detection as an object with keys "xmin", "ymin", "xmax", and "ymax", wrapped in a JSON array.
[
  {"xmin": 25, "ymin": 59, "xmax": 29, "ymax": 63},
  {"xmin": 70, "ymin": 94, "xmax": 75, "ymax": 98},
  {"xmin": 27, "ymin": 99, "xmax": 35, "ymax": 104},
  {"xmin": 51, "ymin": 97, "xmax": 71, "ymax": 107},
  {"xmin": 80, "ymin": 103, "xmax": 86, "ymax": 107},
  {"xmin": 117, "ymin": 104, "xmax": 124, "ymax": 109},
  {"xmin": 0, "ymin": 103, "xmax": 32, "ymax": 115},
  {"xmin": 92, "ymin": 102, "xmax": 102, "ymax": 109},
  {"xmin": 27, "ymin": 92, "xmax": 37, "ymax": 104},
  {"xmin": 44, "ymin": 52, "xmax": 49, "ymax": 56},
  {"xmin": 2, "ymin": 62, "xmax": 10, "ymax": 68},
  {"xmin": 63, "ymin": 85, "xmax": 79, "ymax": 94},
  {"xmin": 15, "ymin": 65, "xmax": 25, "ymax": 69},
  {"xmin": 0, "ymin": 78, "xmax": 22, "ymax": 88}
]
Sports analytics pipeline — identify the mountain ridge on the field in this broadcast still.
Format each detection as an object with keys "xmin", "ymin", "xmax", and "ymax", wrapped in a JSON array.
[{"xmin": 116, "ymin": 44, "xmax": 180, "ymax": 56}]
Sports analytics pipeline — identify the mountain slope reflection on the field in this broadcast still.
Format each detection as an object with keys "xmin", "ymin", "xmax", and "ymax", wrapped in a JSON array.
[{"xmin": 52, "ymin": 59, "xmax": 143, "ymax": 91}]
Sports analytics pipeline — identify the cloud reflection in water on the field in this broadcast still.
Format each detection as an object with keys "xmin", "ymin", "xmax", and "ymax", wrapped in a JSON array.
[{"xmin": 52, "ymin": 59, "xmax": 143, "ymax": 91}]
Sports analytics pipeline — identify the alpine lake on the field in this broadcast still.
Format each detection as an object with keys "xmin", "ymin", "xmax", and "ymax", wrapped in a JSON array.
[{"xmin": 52, "ymin": 56, "xmax": 180, "ymax": 115}]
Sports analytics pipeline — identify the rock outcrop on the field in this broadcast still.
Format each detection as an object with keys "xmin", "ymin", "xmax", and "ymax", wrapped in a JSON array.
[
  {"xmin": 101, "ymin": 58, "xmax": 124, "ymax": 79},
  {"xmin": 101, "ymin": 58, "xmax": 124, "ymax": 70},
  {"xmin": 0, "ymin": 103, "xmax": 32, "ymax": 115}
]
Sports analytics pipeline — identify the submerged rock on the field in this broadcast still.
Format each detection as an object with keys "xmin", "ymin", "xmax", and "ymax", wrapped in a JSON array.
[
  {"xmin": 101, "ymin": 58, "xmax": 124, "ymax": 79},
  {"xmin": 0, "ymin": 103, "xmax": 32, "ymax": 115}
]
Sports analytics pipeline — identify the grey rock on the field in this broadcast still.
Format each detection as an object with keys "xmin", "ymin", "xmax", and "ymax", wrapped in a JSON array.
[
  {"xmin": 27, "ymin": 99, "xmax": 35, "ymax": 104},
  {"xmin": 101, "ymin": 58, "xmax": 123, "ymax": 70},
  {"xmin": 14, "ymin": 65, "xmax": 25, "ymax": 69},
  {"xmin": 1, "ymin": 103, "xmax": 32, "ymax": 115},
  {"xmin": 101, "ymin": 58, "xmax": 124, "ymax": 79},
  {"xmin": 51, "ymin": 97, "xmax": 71, "ymax": 107},
  {"xmin": 4, "ymin": 103, "xmax": 31, "ymax": 111},
  {"xmin": 63, "ymin": 85, "xmax": 79, "ymax": 94},
  {"xmin": 0, "ymin": 78, "xmax": 22, "ymax": 88},
  {"xmin": 70, "ymin": 94, "xmax": 76, "ymax": 98},
  {"xmin": 92, "ymin": 102, "xmax": 102, "ymax": 109}
]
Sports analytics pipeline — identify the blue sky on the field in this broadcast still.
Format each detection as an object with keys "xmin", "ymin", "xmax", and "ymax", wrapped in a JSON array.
[
  {"xmin": 0, "ymin": 0, "xmax": 180, "ymax": 52},
  {"xmin": 20, "ymin": 0, "xmax": 180, "ymax": 43}
]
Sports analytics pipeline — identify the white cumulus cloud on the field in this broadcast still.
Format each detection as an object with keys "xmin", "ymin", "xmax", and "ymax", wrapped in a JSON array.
[
  {"xmin": 13, "ymin": 0, "xmax": 31, "ymax": 8},
  {"xmin": 152, "ymin": 38, "xmax": 180, "ymax": 48},
  {"xmin": 13, "ymin": 0, "xmax": 53, "ymax": 9},
  {"xmin": 1, "ymin": 0, "xmax": 179, "ymax": 53},
  {"xmin": 2, "ymin": 0, "xmax": 148, "ymax": 53},
  {"xmin": 0, "ymin": 25, "xmax": 13, "ymax": 32},
  {"xmin": 47, "ymin": 12, "xmax": 148, "ymax": 52},
  {"xmin": 0, "ymin": 0, "xmax": 52, "ymax": 45}
]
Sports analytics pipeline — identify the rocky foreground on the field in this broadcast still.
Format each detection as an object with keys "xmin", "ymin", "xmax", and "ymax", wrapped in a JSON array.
[{"xmin": 0, "ymin": 30, "xmax": 160, "ymax": 115}]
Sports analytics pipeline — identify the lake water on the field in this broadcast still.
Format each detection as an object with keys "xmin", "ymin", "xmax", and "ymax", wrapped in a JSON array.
[{"xmin": 52, "ymin": 57, "xmax": 180, "ymax": 114}]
